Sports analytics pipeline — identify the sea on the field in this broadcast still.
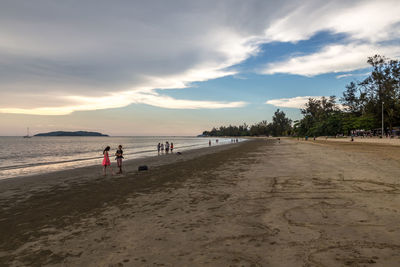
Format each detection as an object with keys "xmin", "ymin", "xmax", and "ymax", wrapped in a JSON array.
[{"xmin": 0, "ymin": 136, "xmax": 239, "ymax": 180}]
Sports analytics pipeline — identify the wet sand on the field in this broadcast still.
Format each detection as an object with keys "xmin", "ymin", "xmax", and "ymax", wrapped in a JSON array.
[{"xmin": 1, "ymin": 139, "xmax": 400, "ymax": 266}]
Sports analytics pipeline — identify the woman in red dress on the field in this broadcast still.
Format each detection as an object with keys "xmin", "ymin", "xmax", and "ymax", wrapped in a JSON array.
[{"xmin": 102, "ymin": 146, "xmax": 113, "ymax": 176}]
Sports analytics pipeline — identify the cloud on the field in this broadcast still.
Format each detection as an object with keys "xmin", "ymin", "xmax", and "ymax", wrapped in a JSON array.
[
  {"xmin": 266, "ymin": 96, "xmax": 346, "ymax": 111},
  {"xmin": 261, "ymin": 0, "xmax": 400, "ymax": 76},
  {"xmin": 266, "ymin": 96, "xmax": 325, "ymax": 109},
  {"xmin": 127, "ymin": 92, "xmax": 247, "ymax": 110},
  {"xmin": 336, "ymin": 72, "xmax": 370, "ymax": 79},
  {"xmin": 1, "ymin": 0, "xmax": 400, "ymax": 114},
  {"xmin": 0, "ymin": 90, "xmax": 247, "ymax": 115},
  {"xmin": 0, "ymin": 63, "xmax": 246, "ymax": 115},
  {"xmin": 262, "ymin": 43, "xmax": 400, "ymax": 76},
  {"xmin": 0, "ymin": 0, "xmax": 276, "ymax": 115},
  {"xmin": 264, "ymin": 0, "xmax": 400, "ymax": 43}
]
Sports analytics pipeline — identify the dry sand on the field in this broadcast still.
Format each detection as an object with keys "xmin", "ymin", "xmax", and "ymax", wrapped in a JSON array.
[
  {"xmin": 1, "ymin": 139, "xmax": 400, "ymax": 266},
  {"xmin": 314, "ymin": 136, "xmax": 400, "ymax": 146}
]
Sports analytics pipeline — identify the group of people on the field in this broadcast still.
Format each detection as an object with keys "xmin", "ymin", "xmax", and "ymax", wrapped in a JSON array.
[
  {"xmin": 102, "ymin": 142, "xmax": 177, "ymax": 176},
  {"xmin": 102, "ymin": 145, "xmax": 124, "ymax": 176},
  {"xmin": 157, "ymin": 141, "xmax": 174, "ymax": 154},
  {"xmin": 101, "ymin": 138, "xmax": 242, "ymax": 175},
  {"xmin": 208, "ymin": 139, "xmax": 219, "ymax": 146}
]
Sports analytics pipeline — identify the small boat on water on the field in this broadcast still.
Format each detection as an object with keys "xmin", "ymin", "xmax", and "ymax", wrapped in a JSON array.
[{"xmin": 23, "ymin": 127, "xmax": 32, "ymax": 138}]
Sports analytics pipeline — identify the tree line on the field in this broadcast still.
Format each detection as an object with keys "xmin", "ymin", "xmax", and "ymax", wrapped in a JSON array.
[
  {"xmin": 295, "ymin": 55, "xmax": 400, "ymax": 137},
  {"xmin": 202, "ymin": 109, "xmax": 292, "ymax": 137},
  {"xmin": 203, "ymin": 55, "xmax": 400, "ymax": 137}
]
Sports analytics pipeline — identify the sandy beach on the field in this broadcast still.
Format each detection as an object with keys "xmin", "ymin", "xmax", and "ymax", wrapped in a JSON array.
[
  {"xmin": 314, "ymin": 136, "xmax": 400, "ymax": 146},
  {"xmin": 1, "ymin": 138, "xmax": 400, "ymax": 266}
]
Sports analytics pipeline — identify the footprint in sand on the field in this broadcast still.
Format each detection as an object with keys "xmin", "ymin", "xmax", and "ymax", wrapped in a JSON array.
[
  {"xmin": 284, "ymin": 206, "xmax": 374, "ymax": 226},
  {"xmin": 309, "ymin": 245, "xmax": 400, "ymax": 267}
]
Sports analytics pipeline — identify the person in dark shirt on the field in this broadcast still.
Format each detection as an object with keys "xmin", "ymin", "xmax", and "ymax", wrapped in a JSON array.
[
  {"xmin": 115, "ymin": 145, "xmax": 124, "ymax": 174},
  {"xmin": 165, "ymin": 141, "xmax": 170, "ymax": 153}
]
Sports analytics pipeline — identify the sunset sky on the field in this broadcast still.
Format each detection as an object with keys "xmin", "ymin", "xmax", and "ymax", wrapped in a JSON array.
[{"xmin": 1, "ymin": 0, "xmax": 400, "ymax": 136}]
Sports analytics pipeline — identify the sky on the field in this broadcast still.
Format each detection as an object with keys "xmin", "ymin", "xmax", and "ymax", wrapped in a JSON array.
[{"xmin": 1, "ymin": 0, "xmax": 400, "ymax": 136}]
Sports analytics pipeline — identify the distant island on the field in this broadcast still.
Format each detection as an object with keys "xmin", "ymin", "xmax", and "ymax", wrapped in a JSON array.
[{"xmin": 34, "ymin": 131, "xmax": 109, "ymax": 137}]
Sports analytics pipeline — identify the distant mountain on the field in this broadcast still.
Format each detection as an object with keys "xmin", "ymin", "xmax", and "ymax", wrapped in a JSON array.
[{"xmin": 34, "ymin": 131, "xmax": 109, "ymax": 137}]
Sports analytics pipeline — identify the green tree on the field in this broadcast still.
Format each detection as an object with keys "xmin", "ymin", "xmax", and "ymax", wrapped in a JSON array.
[
  {"xmin": 359, "ymin": 55, "xmax": 400, "ymax": 132},
  {"xmin": 270, "ymin": 109, "xmax": 292, "ymax": 136},
  {"xmin": 295, "ymin": 96, "xmax": 342, "ymax": 136}
]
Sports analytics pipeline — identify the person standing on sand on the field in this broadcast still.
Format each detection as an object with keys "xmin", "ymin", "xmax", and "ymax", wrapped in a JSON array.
[
  {"xmin": 157, "ymin": 143, "xmax": 161, "ymax": 154},
  {"xmin": 165, "ymin": 141, "xmax": 170, "ymax": 153},
  {"xmin": 115, "ymin": 145, "xmax": 124, "ymax": 174},
  {"xmin": 209, "ymin": 140, "xmax": 211, "ymax": 146},
  {"xmin": 161, "ymin": 143, "xmax": 164, "ymax": 153},
  {"xmin": 170, "ymin": 142, "xmax": 174, "ymax": 153},
  {"xmin": 102, "ymin": 146, "xmax": 113, "ymax": 176}
]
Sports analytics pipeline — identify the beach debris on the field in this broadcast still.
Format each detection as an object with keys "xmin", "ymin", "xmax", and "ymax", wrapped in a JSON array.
[
  {"xmin": 138, "ymin": 165, "xmax": 148, "ymax": 171},
  {"xmin": 177, "ymin": 152, "xmax": 182, "ymax": 155}
]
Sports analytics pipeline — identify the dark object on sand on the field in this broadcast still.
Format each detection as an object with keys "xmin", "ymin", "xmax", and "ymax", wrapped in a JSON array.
[
  {"xmin": 138, "ymin": 165, "xmax": 148, "ymax": 171},
  {"xmin": 177, "ymin": 152, "xmax": 182, "ymax": 155}
]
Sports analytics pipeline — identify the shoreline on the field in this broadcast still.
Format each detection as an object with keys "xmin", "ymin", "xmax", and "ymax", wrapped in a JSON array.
[
  {"xmin": 0, "ymin": 141, "xmax": 246, "ymax": 200},
  {"xmin": 2, "ymin": 138, "xmax": 400, "ymax": 266},
  {"xmin": 0, "ymin": 136, "xmax": 241, "ymax": 181}
]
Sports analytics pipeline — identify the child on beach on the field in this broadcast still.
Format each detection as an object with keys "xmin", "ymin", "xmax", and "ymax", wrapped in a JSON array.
[
  {"xmin": 102, "ymin": 146, "xmax": 113, "ymax": 176},
  {"xmin": 165, "ymin": 141, "xmax": 170, "ymax": 153},
  {"xmin": 161, "ymin": 143, "xmax": 164, "ymax": 153},
  {"xmin": 115, "ymin": 145, "xmax": 124, "ymax": 174},
  {"xmin": 157, "ymin": 143, "xmax": 161, "ymax": 154},
  {"xmin": 170, "ymin": 142, "xmax": 174, "ymax": 153}
]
